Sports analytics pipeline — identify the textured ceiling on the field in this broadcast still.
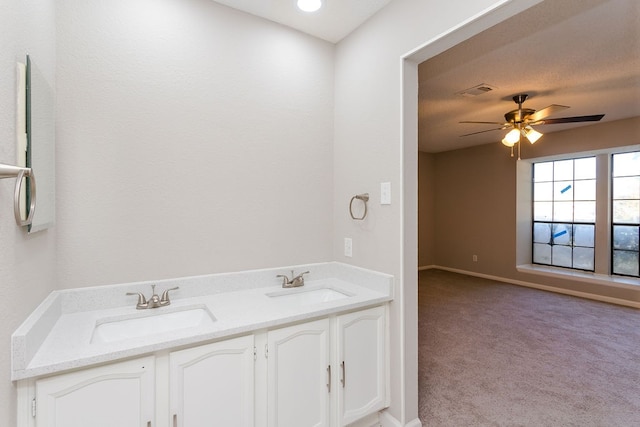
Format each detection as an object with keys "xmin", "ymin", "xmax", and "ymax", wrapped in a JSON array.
[
  {"xmin": 211, "ymin": 0, "xmax": 393, "ymax": 43},
  {"xmin": 419, "ymin": 0, "xmax": 640, "ymax": 153}
]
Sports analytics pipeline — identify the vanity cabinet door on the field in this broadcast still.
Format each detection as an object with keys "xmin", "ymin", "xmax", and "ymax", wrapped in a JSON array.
[
  {"xmin": 34, "ymin": 356, "xmax": 155, "ymax": 427},
  {"xmin": 335, "ymin": 305, "xmax": 387, "ymax": 426},
  {"xmin": 169, "ymin": 335, "xmax": 255, "ymax": 427},
  {"xmin": 267, "ymin": 318, "xmax": 331, "ymax": 427}
]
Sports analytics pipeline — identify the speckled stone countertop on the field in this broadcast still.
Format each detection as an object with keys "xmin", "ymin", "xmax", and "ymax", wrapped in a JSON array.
[{"xmin": 12, "ymin": 262, "xmax": 393, "ymax": 381}]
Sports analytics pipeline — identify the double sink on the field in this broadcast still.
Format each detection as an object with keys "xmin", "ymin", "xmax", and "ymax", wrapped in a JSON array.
[{"xmin": 91, "ymin": 285, "xmax": 351, "ymax": 344}]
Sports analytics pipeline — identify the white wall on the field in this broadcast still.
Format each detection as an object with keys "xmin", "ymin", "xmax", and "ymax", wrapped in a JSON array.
[
  {"xmin": 0, "ymin": 0, "xmax": 57, "ymax": 425},
  {"xmin": 333, "ymin": 0, "xmax": 540, "ymax": 423},
  {"xmin": 55, "ymin": 0, "xmax": 335, "ymax": 288}
]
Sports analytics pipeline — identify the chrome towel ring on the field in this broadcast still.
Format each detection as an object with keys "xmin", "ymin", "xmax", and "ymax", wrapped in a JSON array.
[
  {"xmin": 0, "ymin": 163, "xmax": 36, "ymax": 227},
  {"xmin": 349, "ymin": 193, "xmax": 369, "ymax": 220}
]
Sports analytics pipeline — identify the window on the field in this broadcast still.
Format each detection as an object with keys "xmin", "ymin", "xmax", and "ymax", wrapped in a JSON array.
[
  {"xmin": 532, "ymin": 157, "xmax": 596, "ymax": 271},
  {"xmin": 612, "ymin": 152, "xmax": 640, "ymax": 277},
  {"xmin": 530, "ymin": 150, "xmax": 640, "ymax": 279}
]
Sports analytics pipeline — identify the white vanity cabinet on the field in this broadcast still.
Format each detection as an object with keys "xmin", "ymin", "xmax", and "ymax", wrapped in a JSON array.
[
  {"xmin": 31, "ymin": 356, "xmax": 155, "ymax": 427},
  {"xmin": 262, "ymin": 305, "xmax": 388, "ymax": 427},
  {"xmin": 19, "ymin": 305, "xmax": 388, "ymax": 427},
  {"xmin": 169, "ymin": 335, "xmax": 255, "ymax": 427},
  {"xmin": 266, "ymin": 318, "xmax": 332, "ymax": 427},
  {"xmin": 335, "ymin": 305, "xmax": 387, "ymax": 426}
]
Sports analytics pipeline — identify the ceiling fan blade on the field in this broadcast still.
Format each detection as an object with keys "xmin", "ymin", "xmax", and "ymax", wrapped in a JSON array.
[
  {"xmin": 459, "ymin": 127, "xmax": 507, "ymax": 137},
  {"xmin": 535, "ymin": 114, "xmax": 605, "ymax": 125},
  {"xmin": 525, "ymin": 104, "xmax": 570, "ymax": 122},
  {"xmin": 459, "ymin": 120, "xmax": 507, "ymax": 125}
]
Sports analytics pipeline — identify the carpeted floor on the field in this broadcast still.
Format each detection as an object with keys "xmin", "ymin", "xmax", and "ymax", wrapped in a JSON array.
[{"xmin": 418, "ymin": 269, "xmax": 640, "ymax": 427}]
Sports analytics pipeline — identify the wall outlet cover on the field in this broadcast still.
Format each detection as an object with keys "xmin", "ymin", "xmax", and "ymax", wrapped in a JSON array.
[{"xmin": 344, "ymin": 237, "xmax": 353, "ymax": 257}]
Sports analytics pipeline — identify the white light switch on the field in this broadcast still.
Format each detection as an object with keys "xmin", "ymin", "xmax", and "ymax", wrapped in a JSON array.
[
  {"xmin": 344, "ymin": 238, "xmax": 353, "ymax": 257},
  {"xmin": 380, "ymin": 182, "xmax": 391, "ymax": 205}
]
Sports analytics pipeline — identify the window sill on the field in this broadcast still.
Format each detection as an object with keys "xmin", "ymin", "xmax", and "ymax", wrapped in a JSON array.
[{"xmin": 517, "ymin": 264, "xmax": 640, "ymax": 290}]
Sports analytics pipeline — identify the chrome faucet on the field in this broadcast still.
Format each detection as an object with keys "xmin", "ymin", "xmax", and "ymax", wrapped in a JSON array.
[
  {"xmin": 276, "ymin": 270, "xmax": 309, "ymax": 288},
  {"xmin": 126, "ymin": 284, "xmax": 179, "ymax": 310}
]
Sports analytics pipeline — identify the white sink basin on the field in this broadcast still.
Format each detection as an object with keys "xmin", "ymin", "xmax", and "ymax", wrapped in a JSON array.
[
  {"xmin": 266, "ymin": 286, "xmax": 352, "ymax": 305},
  {"xmin": 91, "ymin": 307, "xmax": 216, "ymax": 344}
]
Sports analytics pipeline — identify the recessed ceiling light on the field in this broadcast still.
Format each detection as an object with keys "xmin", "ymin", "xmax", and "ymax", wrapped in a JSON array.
[{"xmin": 297, "ymin": 0, "xmax": 322, "ymax": 13}]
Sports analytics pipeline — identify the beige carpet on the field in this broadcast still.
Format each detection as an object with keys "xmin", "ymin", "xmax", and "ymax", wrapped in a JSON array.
[{"xmin": 418, "ymin": 269, "xmax": 640, "ymax": 426}]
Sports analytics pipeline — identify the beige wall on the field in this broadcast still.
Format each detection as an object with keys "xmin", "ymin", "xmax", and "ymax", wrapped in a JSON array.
[
  {"xmin": 418, "ymin": 152, "xmax": 435, "ymax": 267},
  {"xmin": 419, "ymin": 116, "xmax": 640, "ymax": 303}
]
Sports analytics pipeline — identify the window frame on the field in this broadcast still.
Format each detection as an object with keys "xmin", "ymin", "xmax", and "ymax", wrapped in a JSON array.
[
  {"xmin": 610, "ymin": 151, "xmax": 640, "ymax": 278},
  {"xmin": 531, "ymin": 156, "xmax": 597, "ymax": 272},
  {"xmin": 515, "ymin": 145, "xmax": 640, "ymax": 289}
]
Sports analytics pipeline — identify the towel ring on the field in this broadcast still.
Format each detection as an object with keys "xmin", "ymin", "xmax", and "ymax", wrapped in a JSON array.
[
  {"xmin": 349, "ymin": 193, "xmax": 369, "ymax": 220},
  {"xmin": 0, "ymin": 163, "xmax": 36, "ymax": 227}
]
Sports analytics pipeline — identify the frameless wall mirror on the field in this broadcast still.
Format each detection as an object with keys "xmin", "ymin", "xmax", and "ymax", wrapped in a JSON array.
[{"xmin": 23, "ymin": 54, "xmax": 55, "ymax": 232}]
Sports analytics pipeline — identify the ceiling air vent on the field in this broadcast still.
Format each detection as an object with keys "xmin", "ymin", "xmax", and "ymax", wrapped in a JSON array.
[{"xmin": 456, "ymin": 83, "xmax": 497, "ymax": 97}]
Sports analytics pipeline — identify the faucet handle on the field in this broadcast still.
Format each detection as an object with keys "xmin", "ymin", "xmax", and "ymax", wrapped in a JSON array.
[
  {"xmin": 276, "ymin": 274, "xmax": 291, "ymax": 286},
  {"xmin": 126, "ymin": 292, "xmax": 148, "ymax": 309},
  {"xmin": 291, "ymin": 271, "xmax": 310, "ymax": 286},
  {"xmin": 160, "ymin": 287, "xmax": 179, "ymax": 305}
]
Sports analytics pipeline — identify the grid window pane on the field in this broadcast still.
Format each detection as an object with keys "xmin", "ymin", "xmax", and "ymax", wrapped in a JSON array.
[
  {"xmin": 534, "ymin": 182, "xmax": 553, "ymax": 201},
  {"xmin": 574, "ymin": 157, "xmax": 596, "ymax": 179},
  {"xmin": 552, "ymin": 245, "xmax": 572, "ymax": 267},
  {"xmin": 552, "ymin": 223, "xmax": 572, "ymax": 245},
  {"xmin": 534, "ymin": 202, "xmax": 552, "ymax": 221},
  {"xmin": 533, "ymin": 243, "xmax": 552, "ymax": 264},
  {"xmin": 533, "ymin": 223, "xmax": 551, "ymax": 243},
  {"xmin": 613, "ymin": 250, "xmax": 640, "ymax": 276},
  {"xmin": 553, "ymin": 201, "xmax": 574, "ymax": 222},
  {"xmin": 574, "ymin": 179, "xmax": 596, "ymax": 201},
  {"xmin": 534, "ymin": 162, "xmax": 553, "ymax": 182},
  {"xmin": 574, "ymin": 201, "xmax": 596, "ymax": 223},
  {"xmin": 613, "ymin": 151, "xmax": 640, "ymax": 177},
  {"xmin": 613, "ymin": 226, "xmax": 640, "ymax": 251},
  {"xmin": 573, "ymin": 247, "xmax": 595, "ymax": 270},
  {"xmin": 554, "ymin": 181, "xmax": 574, "ymax": 201},
  {"xmin": 613, "ymin": 200, "xmax": 640, "ymax": 224},
  {"xmin": 554, "ymin": 160, "xmax": 574, "ymax": 181},
  {"xmin": 613, "ymin": 177, "xmax": 640, "ymax": 199},
  {"xmin": 574, "ymin": 224, "xmax": 595, "ymax": 247}
]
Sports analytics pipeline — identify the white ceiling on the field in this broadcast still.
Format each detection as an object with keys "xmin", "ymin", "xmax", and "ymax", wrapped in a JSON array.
[
  {"xmin": 419, "ymin": 0, "xmax": 640, "ymax": 153},
  {"xmin": 211, "ymin": 0, "xmax": 393, "ymax": 43},
  {"xmin": 211, "ymin": 0, "xmax": 639, "ymax": 154}
]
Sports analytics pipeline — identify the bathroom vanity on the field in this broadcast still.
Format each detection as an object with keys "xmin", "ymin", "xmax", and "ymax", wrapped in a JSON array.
[{"xmin": 13, "ymin": 262, "xmax": 393, "ymax": 427}]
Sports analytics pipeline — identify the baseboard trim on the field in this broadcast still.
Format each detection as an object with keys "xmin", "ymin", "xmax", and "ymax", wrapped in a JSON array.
[
  {"xmin": 432, "ymin": 265, "xmax": 640, "ymax": 309},
  {"xmin": 379, "ymin": 410, "xmax": 423, "ymax": 427},
  {"xmin": 418, "ymin": 265, "xmax": 436, "ymax": 271}
]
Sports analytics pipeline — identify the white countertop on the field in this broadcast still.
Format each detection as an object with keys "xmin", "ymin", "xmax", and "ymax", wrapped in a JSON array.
[{"xmin": 12, "ymin": 262, "xmax": 393, "ymax": 381}]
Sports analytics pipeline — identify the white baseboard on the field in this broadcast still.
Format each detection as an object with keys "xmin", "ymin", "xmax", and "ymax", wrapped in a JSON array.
[
  {"xmin": 379, "ymin": 410, "xmax": 423, "ymax": 427},
  {"xmin": 431, "ymin": 265, "xmax": 640, "ymax": 309}
]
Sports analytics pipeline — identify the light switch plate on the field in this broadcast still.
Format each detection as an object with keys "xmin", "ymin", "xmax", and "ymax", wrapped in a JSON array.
[{"xmin": 381, "ymin": 182, "xmax": 391, "ymax": 205}]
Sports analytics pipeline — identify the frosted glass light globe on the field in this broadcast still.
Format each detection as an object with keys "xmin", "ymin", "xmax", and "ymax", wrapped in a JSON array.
[{"xmin": 297, "ymin": 0, "xmax": 322, "ymax": 12}]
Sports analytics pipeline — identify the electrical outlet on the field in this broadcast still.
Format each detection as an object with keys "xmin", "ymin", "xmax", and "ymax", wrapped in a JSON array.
[
  {"xmin": 473, "ymin": 255, "xmax": 478, "ymax": 262},
  {"xmin": 344, "ymin": 238, "xmax": 353, "ymax": 257}
]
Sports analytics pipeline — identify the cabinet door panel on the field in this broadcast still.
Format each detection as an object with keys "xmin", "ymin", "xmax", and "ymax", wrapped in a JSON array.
[
  {"xmin": 170, "ymin": 335, "xmax": 254, "ymax": 427},
  {"xmin": 337, "ymin": 306, "xmax": 386, "ymax": 426},
  {"xmin": 35, "ymin": 356, "xmax": 154, "ymax": 427},
  {"xmin": 267, "ymin": 318, "xmax": 331, "ymax": 427}
]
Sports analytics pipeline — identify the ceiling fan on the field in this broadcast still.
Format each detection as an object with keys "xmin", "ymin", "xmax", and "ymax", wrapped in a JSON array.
[{"xmin": 460, "ymin": 94, "xmax": 605, "ymax": 158}]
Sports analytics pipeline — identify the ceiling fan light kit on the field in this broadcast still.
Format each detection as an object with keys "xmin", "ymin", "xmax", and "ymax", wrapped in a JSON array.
[{"xmin": 460, "ymin": 93, "xmax": 605, "ymax": 159}]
